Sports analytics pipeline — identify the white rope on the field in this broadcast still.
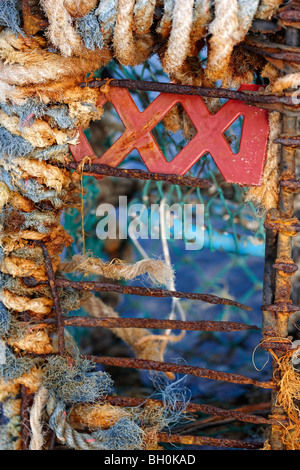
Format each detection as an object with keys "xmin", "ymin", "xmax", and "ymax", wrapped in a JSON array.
[
  {"xmin": 157, "ymin": 0, "xmax": 175, "ymax": 37},
  {"xmin": 29, "ymin": 387, "xmax": 49, "ymax": 451},
  {"xmin": 162, "ymin": 0, "xmax": 194, "ymax": 75},
  {"xmin": 133, "ymin": 0, "xmax": 156, "ymax": 34},
  {"xmin": 159, "ymin": 198, "xmax": 186, "ymax": 331},
  {"xmin": 113, "ymin": 0, "xmax": 136, "ymax": 65},
  {"xmin": 206, "ymin": 0, "xmax": 259, "ymax": 82},
  {"xmin": 40, "ymin": 0, "xmax": 82, "ymax": 57}
]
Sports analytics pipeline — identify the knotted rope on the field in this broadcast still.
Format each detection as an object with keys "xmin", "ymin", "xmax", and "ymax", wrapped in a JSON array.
[{"xmin": 29, "ymin": 387, "xmax": 144, "ymax": 450}]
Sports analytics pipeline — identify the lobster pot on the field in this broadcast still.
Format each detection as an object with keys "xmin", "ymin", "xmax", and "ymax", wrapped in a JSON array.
[{"xmin": 0, "ymin": 0, "xmax": 299, "ymax": 452}]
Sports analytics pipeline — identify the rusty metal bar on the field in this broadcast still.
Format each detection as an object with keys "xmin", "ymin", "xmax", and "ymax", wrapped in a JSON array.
[
  {"xmin": 156, "ymin": 433, "xmax": 263, "ymax": 449},
  {"xmin": 81, "ymin": 78, "xmax": 300, "ymax": 106},
  {"xmin": 86, "ymin": 355, "xmax": 274, "ymax": 389},
  {"xmin": 31, "ymin": 352, "xmax": 274, "ymax": 389},
  {"xmin": 36, "ymin": 242, "xmax": 65, "ymax": 356},
  {"xmin": 66, "ymin": 162, "xmax": 212, "ymax": 189},
  {"xmin": 242, "ymin": 41, "xmax": 300, "ymax": 63},
  {"xmin": 280, "ymin": 177, "xmax": 300, "ymax": 192},
  {"xmin": 48, "ymin": 431, "xmax": 56, "ymax": 451},
  {"xmin": 274, "ymin": 136, "xmax": 300, "ymax": 147},
  {"xmin": 263, "ymin": 212, "xmax": 300, "ymax": 235},
  {"xmin": 20, "ymin": 386, "xmax": 33, "ymax": 451},
  {"xmin": 268, "ymin": 112, "xmax": 298, "ymax": 450},
  {"xmin": 262, "ymin": 301, "xmax": 299, "ymax": 313},
  {"xmin": 262, "ymin": 228, "xmax": 278, "ymax": 335},
  {"xmin": 279, "ymin": 5, "xmax": 300, "ymax": 24},
  {"xmin": 102, "ymin": 396, "xmax": 285, "ymax": 426},
  {"xmin": 273, "ymin": 260, "xmax": 299, "ymax": 274},
  {"xmin": 258, "ymin": 341, "xmax": 294, "ymax": 352},
  {"xmin": 250, "ymin": 19, "xmax": 280, "ymax": 34},
  {"xmin": 266, "ymin": 26, "xmax": 300, "ymax": 451},
  {"xmin": 25, "ymin": 315, "xmax": 259, "ymax": 332},
  {"xmin": 50, "ymin": 278, "xmax": 252, "ymax": 312}
]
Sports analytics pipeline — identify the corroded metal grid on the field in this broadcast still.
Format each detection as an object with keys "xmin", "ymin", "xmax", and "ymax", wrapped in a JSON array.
[{"xmin": 20, "ymin": 239, "xmax": 274, "ymax": 450}]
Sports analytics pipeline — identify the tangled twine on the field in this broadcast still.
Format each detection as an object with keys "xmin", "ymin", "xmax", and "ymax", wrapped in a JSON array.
[
  {"xmin": 31, "ymin": 388, "xmax": 144, "ymax": 450},
  {"xmin": 61, "ymin": 253, "xmax": 175, "ymax": 288},
  {"xmin": 27, "ymin": 350, "xmax": 190, "ymax": 451},
  {"xmin": 269, "ymin": 349, "xmax": 300, "ymax": 450},
  {"xmin": 27, "ymin": 351, "xmax": 145, "ymax": 450}
]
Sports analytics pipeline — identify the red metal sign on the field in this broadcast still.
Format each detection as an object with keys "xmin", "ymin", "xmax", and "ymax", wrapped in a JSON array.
[{"xmin": 70, "ymin": 84, "xmax": 269, "ymax": 186}]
